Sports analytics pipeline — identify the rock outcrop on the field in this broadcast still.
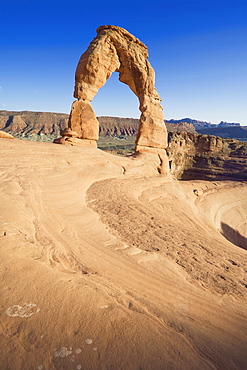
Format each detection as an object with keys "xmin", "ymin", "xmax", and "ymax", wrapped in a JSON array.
[
  {"xmin": 0, "ymin": 130, "xmax": 14, "ymax": 139},
  {"xmin": 167, "ymin": 131, "xmax": 247, "ymax": 180},
  {"xmin": 56, "ymin": 25, "xmax": 168, "ymax": 156}
]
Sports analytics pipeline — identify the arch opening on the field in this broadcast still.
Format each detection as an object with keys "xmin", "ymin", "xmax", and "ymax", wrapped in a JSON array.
[
  {"xmin": 92, "ymin": 71, "xmax": 139, "ymax": 119},
  {"xmin": 54, "ymin": 25, "xmax": 169, "ymax": 173}
]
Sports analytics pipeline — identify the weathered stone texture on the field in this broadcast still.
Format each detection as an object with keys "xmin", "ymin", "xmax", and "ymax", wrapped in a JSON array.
[
  {"xmin": 167, "ymin": 131, "xmax": 247, "ymax": 180},
  {"xmin": 61, "ymin": 25, "xmax": 167, "ymax": 151},
  {"xmin": 68, "ymin": 100, "xmax": 99, "ymax": 140}
]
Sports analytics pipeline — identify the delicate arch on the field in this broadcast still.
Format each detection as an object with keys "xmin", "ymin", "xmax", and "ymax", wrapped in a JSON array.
[{"xmin": 58, "ymin": 25, "xmax": 167, "ymax": 151}]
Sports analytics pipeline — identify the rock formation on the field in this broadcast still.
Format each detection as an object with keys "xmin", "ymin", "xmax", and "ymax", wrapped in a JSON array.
[
  {"xmin": 55, "ymin": 25, "xmax": 168, "ymax": 158},
  {"xmin": 0, "ymin": 110, "xmax": 196, "ymax": 138},
  {"xmin": 0, "ymin": 130, "xmax": 14, "ymax": 139},
  {"xmin": 2, "ymin": 110, "xmax": 245, "ymax": 140},
  {"xmin": 0, "ymin": 111, "xmax": 68, "ymax": 136},
  {"xmin": 167, "ymin": 131, "xmax": 247, "ymax": 180}
]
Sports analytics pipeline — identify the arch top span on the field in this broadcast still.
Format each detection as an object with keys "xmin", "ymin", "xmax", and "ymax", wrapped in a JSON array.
[
  {"xmin": 55, "ymin": 25, "xmax": 169, "ymax": 171},
  {"xmin": 96, "ymin": 25, "xmax": 148, "ymax": 50}
]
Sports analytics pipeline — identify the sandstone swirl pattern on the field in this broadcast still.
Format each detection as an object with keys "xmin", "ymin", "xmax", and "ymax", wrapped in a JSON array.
[{"xmin": 0, "ymin": 139, "xmax": 247, "ymax": 369}]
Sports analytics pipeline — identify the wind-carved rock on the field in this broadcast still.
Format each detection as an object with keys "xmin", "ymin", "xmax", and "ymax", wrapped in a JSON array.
[{"xmin": 55, "ymin": 25, "xmax": 169, "ymax": 173}]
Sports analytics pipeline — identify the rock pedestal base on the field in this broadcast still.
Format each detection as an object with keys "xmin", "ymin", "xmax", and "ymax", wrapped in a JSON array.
[
  {"xmin": 54, "ymin": 137, "xmax": 97, "ymax": 147},
  {"xmin": 68, "ymin": 100, "xmax": 99, "ymax": 140},
  {"xmin": 53, "ymin": 127, "xmax": 97, "ymax": 147},
  {"xmin": 135, "ymin": 145, "xmax": 170, "ymax": 175}
]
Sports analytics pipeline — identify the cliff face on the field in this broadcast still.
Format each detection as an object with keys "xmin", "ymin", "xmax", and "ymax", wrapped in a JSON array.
[
  {"xmin": 0, "ymin": 111, "xmax": 196, "ymax": 137},
  {"xmin": 167, "ymin": 131, "xmax": 247, "ymax": 180},
  {"xmin": 0, "ymin": 111, "xmax": 138, "ymax": 136},
  {"xmin": 0, "ymin": 111, "xmax": 69, "ymax": 135},
  {"xmin": 98, "ymin": 117, "xmax": 139, "ymax": 136},
  {"xmin": 1, "ymin": 111, "xmax": 245, "ymax": 139}
]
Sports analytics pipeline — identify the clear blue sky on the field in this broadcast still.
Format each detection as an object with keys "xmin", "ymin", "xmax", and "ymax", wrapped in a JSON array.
[{"xmin": 1, "ymin": 0, "xmax": 247, "ymax": 124}]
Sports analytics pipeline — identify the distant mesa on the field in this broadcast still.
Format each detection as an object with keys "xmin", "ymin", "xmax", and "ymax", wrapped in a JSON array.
[
  {"xmin": 0, "ymin": 111, "xmax": 69, "ymax": 136},
  {"xmin": 218, "ymin": 121, "xmax": 241, "ymax": 127},
  {"xmin": 196, "ymin": 126, "xmax": 247, "ymax": 141},
  {"xmin": 0, "ymin": 110, "xmax": 245, "ymax": 141},
  {"xmin": 166, "ymin": 118, "xmax": 241, "ymax": 130}
]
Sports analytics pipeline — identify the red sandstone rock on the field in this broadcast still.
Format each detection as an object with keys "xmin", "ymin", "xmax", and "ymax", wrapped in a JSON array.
[{"xmin": 63, "ymin": 25, "xmax": 167, "ymax": 151}]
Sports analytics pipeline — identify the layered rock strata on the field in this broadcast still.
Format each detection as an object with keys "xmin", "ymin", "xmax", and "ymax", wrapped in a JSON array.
[
  {"xmin": 0, "ymin": 111, "xmax": 196, "ymax": 137},
  {"xmin": 55, "ymin": 25, "xmax": 168, "ymax": 163},
  {"xmin": 167, "ymin": 131, "xmax": 247, "ymax": 180},
  {"xmin": 0, "ymin": 111, "xmax": 69, "ymax": 135}
]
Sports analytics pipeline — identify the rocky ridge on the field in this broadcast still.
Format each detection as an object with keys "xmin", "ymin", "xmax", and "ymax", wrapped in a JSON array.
[
  {"xmin": 0, "ymin": 110, "xmax": 68, "ymax": 136},
  {"xmin": 167, "ymin": 118, "xmax": 241, "ymax": 129},
  {"xmin": 167, "ymin": 131, "xmax": 247, "ymax": 180},
  {"xmin": 0, "ymin": 111, "xmax": 196, "ymax": 138},
  {"xmin": 197, "ymin": 126, "xmax": 247, "ymax": 141},
  {"xmin": 1, "ymin": 110, "xmax": 245, "ymax": 140}
]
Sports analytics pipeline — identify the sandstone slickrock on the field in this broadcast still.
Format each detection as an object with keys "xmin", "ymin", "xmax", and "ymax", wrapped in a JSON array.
[
  {"xmin": 0, "ymin": 130, "xmax": 14, "ymax": 139},
  {"xmin": 1, "ymin": 137, "xmax": 247, "ymax": 369},
  {"xmin": 56, "ymin": 25, "xmax": 168, "ymax": 157}
]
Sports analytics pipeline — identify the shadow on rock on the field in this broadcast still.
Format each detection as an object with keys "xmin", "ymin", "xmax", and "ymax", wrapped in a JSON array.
[{"xmin": 221, "ymin": 222, "xmax": 247, "ymax": 250}]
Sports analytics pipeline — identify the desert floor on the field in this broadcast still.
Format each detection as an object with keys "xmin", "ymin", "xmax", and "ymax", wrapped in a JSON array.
[{"xmin": 0, "ymin": 138, "xmax": 246, "ymax": 370}]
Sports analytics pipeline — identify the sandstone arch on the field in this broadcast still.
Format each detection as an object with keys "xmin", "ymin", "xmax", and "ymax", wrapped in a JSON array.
[{"xmin": 56, "ymin": 25, "xmax": 168, "ymax": 154}]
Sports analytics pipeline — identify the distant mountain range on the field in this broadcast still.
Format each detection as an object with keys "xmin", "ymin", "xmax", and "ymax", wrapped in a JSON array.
[
  {"xmin": 196, "ymin": 126, "xmax": 247, "ymax": 140},
  {"xmin": 0, "ymin": 110, "xmax": 246, "ymax": 141},
  {"xmin": 166, "ymin": 118, "xmax": 241, "ymax": 130},
  {"xmin": 166, "ymin": 118, "xmax": 247, "ymax": 141}
]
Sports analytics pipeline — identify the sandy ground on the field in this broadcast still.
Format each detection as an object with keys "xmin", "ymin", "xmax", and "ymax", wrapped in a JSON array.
[{"xmin": 0, "ymin": 138, "xmax": 246, "ymax": 370}]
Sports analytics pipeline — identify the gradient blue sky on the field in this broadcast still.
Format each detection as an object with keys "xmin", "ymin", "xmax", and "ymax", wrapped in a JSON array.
[{"xmin": 1, "ymin": 0, "xmax": 247, "ymax": 124}]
